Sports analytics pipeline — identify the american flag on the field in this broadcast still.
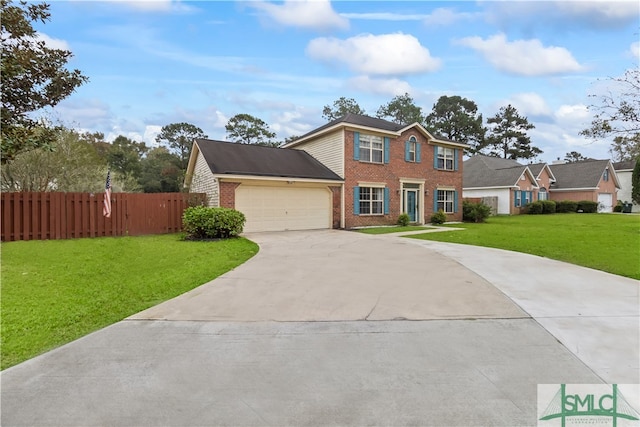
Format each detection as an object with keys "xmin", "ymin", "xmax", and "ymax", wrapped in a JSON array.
[{"xmin": 103, "ymin": 170, "xmax": 112, "ymax": 218}]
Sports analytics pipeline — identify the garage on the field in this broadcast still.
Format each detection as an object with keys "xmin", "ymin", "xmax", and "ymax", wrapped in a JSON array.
[
  {"xmin": 597, "ymin": 193, "xmax": 613, "ymax": 212},
  {"xmin": 236, "ymin": 185, "xmax": 332, "ymax": 232}
]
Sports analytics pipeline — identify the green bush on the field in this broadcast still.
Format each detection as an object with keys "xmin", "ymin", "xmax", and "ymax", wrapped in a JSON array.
[
  {"xmin": 556, "ymin": 200, "xmax": 578, "ymax": 213},
  {"xmin": 613, "ymin": 201, "xmax": 623, "ymax": 213},
  {"xmin": 525, "ymin": 201, "xmax": 543, "ymax": 214},
  {"xmin": 182, "ymin": 206, "xmax": 246, "ymax": 239},
  {"xmin": 541, "ymin": 200, "xmax": 556, "ymax": 214},
  {"xmin": 577, "ymin": 200, "xmax": 598, "ymax": 213},
  {"xmin": 397, "ymin": 213, "xmax": 411, "ymax": 226},
  {"xmin": 462, "ymin": 201, "xmax": 492, "ymax": 223},
  {"xmin": 430, "ymin": 210, "xmax": 447, "ymax": 225}
]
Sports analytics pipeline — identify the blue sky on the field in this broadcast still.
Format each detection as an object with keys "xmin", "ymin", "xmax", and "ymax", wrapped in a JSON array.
[{"xmin": 37, "ymin": 0, "xmax": 639, "ymax": 162}]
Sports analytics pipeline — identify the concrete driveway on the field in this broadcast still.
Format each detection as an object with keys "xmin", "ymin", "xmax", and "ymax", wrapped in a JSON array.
[{"xmin": 1, "ymin": 230, "xmax": 638, "ymax": 427}]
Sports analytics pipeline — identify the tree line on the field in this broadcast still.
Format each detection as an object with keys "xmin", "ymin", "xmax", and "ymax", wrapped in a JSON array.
[{"xmin": 1, "ymin": 0, "xmax": 637, "ymax": 194}]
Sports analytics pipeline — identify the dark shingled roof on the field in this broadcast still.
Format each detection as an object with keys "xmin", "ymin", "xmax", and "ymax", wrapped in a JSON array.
[
  {"xmin": 294, "ymin": 113, "xmax": 405, "ymax": 142},
  {"xmin": 613, "ymin": 160, "xmax": 636, "ymax": 171},
  {"xmin": 288, "ymin": 113, "xmax": 463, "ymax": 146},
  {"xmin": 528, "ymin": 162, "xmax": 546, "ymax": 177},
  {"xmin": 548, "ymin": 160, "xmax": 611, "ymax": 189},
  {"xmin": 463, "ymin": 155, "xmax": 527, "ymax": 188},
  {"xmin": 195, "ymin": 139, "xmax": 342, "ymax": 181}
]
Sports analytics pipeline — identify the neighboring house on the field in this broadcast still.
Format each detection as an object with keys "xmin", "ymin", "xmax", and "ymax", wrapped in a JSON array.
[
  {"xmin": 527, "ymin": 162, "xmax": 556, "ymax": 202},
  {"xmin": 186, "ymin": 113, "xmax": 467, "ymax": 232},
  {"xmin": 613, "ymin": 160, "xmax": 639, "ymax": 212},
  {"xmin": 547, "ymin": 160, "xmax": 620, "ymax": 212},
  {"xmin": 462, "ymin": 155, "xmax": 539, "ymax": 215},
  {"xmin": 463, "ymin": 155, "xmax": 621, "ymax": 213}
]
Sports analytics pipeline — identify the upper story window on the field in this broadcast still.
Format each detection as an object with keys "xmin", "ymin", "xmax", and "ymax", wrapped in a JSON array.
[
  {"xmin": 435, "ymin": 146, "xmax": 456, "ymax": 170},
  {"xmin": 405, "ymin": 136, "xmax": 420, "ymax": 163},
  {"xmin": 359, "ymin": 134, "xmax": 384, "ymax": 163},
  {"xmin": 603, "ymin": 168, "xmax": 609, "ymax": 181}
]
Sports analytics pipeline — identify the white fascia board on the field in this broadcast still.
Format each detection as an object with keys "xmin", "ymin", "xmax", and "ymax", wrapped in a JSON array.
[
  {"xmin": 281, "ymin": 124, "xmax": 345, "ymax": 148},
  {"xmin": 215, "ymin": 174, "xmax": 343, "ymax": 184},
  {"xmin": 399, "ymin": 123, "xmax": 469, "ymax": 149},
  {"xmin": 517, "ymin": 167, "xmax": 540, "ymax": 188},
  {"xmin": 426, "ymin": 139, "xmax": 469, "ymax": 149},
  {"xmin": 550, "ymin": 187, "xmax": 598, "ymax": 191},
  {"xmin": 283, "ymin": 123, "xmax": 398, "ymax": 148},
  {"xmin": 463, "ymin": 185, "xmax": 516, "ymax": 190},
  {"xmin": 184, "ymin": 141, "xmax": 201, "ymax": 188},
  {"xmin": 605, "ymin": 160, "xmax": 622, "ymax": 189}
]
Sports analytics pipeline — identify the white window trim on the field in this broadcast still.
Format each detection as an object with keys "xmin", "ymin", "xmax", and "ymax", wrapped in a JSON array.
[
  {"xmin": 359, "ymin": 186, "xmax": 384, "ymax": 215},
  {"xmin": 408, "ymin": 137, "xmax": 417, "ymax": 162},
  {"xmin": 437, "ymin": 147, "xmax": 455, "ymax": 170},
  {"xmin": 359, "ymin": 134, "xmax": 384, "ymax": 164},
  {"xmin": 437, "ymin": 189, "xmax": 455, "ymax": 213}
]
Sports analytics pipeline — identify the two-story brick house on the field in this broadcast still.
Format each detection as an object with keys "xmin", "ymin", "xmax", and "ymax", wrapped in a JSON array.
[
  {"xmin": 186, "ymin": 113, "xmax": 467, "ymax": 232},
  {"xmin": 284, "ymin": 114, "xmax": 467, "ymax": 229}
]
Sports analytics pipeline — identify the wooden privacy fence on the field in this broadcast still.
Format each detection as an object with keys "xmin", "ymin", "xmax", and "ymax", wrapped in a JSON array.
[{"xmin": 1, "ymin": 192, "xmax": 206, "ymax": 242}]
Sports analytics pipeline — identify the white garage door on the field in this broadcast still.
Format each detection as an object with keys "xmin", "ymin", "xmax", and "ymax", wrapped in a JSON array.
[
  {"xmin": 236, "ymin": 185, "xmax": 331, "ymax": 232},
  {"xmin": 597, "ymin": 193, "xmax": 613, "ymax": 212}
]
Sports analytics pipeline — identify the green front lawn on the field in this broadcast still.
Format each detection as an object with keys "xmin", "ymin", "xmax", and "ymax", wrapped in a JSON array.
[
  {"xmin": 1, "ymin": 234, "xmax": 258, "ymax": 370},
  {"xmin": 406, "ymin": 214, "xmax": 640, "ymax": 280}
]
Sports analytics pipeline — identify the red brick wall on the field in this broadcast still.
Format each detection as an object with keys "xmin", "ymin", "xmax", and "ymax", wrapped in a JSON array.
[
  {"xmin": 330, "ymin": 186, "xmax": 341, "ymax": 229},
  {"xmin": 219, "ymin": 181, "xmax": 239, "ymax": 209},
  {"xmin": 549, "ymin": 191, "xmax": 595, "ymax": 202},
  {"xmin": 344, "ymin": 129, "xmax": 463, "ymax": 228}
]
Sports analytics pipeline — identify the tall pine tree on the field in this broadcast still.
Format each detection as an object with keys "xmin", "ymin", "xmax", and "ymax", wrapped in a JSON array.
[{"xmin": 485, "ymin": 104, "xmax": 541, "ymax": 160}]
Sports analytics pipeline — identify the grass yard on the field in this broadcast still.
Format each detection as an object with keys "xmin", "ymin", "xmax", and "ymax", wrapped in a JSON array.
[
  {"xmin": 406, "ymin": 214, "xmax": 640, "ymax": 280},
  {"xmin": 1, "ymin": 234, "xmax": 258, "ymax": 370},
  {"xmin": 356, "ymin": 225, "xmax": 437, "ymax": 235}
]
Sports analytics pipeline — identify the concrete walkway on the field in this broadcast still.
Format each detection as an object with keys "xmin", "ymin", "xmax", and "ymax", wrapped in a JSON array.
[{"xmin": 1, "ymin": 229, "xmax": 638, "ymax": 426}]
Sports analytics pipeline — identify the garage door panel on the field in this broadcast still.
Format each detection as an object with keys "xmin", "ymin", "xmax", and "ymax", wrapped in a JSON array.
[
  {"xmin": 236, "ymin": 186, "xmax": 331, "ymax": 232},
  {"xmin": 597, "ymin": 193, "xmax": 612, "ymax": 213}
]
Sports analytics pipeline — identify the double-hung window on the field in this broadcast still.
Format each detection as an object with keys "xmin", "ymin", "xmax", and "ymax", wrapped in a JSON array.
[
  {"xmin": 359, "ymin": 187, "xmax": 384, "ymax": 215},
  {"xmin": 514, "ymin": 190, "xmax": 522, "ymax": 207},
  {"xmin": 436, "ymin": 147, "xmax": 455, "ymax": 170},
  {"xmin": 405, "ymin": 137, "xmax": 418, "ymax": 162},
  {"xmin": 359, "ymin": 135, "xmax": 384, "ymax": 163},
  {"xmin": 437, "ymin": 190, "xmax": 455, "ymax": 213}
]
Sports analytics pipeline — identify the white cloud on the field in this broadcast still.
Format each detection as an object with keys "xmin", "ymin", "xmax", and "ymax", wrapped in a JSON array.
[
  {"xmin": 35, "ymin": 32, "xmax": 70, "ymax": 50},
  {"xmin": 484, "ymin": 1, "xmax": 639, "ymax": 30},
  {"xmin": 630, "ymin": 41, "xmax": 640, "ymax": 59},
  {"xmin": 143, "ymin": 125, "xmax": 162, "ymax": 146},
  {"xmin": 306, "ymin": 33, "xmax": 441, "ymax": 76},
  {"xmin": 423, "ymin": 8, "xmax": 480, "ymax": 27},
  {"xmin": 247, "ymin": 0, "xmax": 348, "ymax": 31},
  {"xmin": 348, "ymin": 76, "xmax": 413, "ymax": 97},
  {"xmin": 507, "ymin": 93, "xmax": 552, "ymax": 117},
  {"xmin": 554, "ymin": 1, "xmax": 639, "ymax": 24},
  {"xmin": 340, "ymin": 12, "xmax": 427, "ymax": 21},
  {"xmin": 51, "ymin": 99, "xmax": 113, "ymax": 130},
  {"xmin": 270, "ymin": 110, "xmax": 315, "ymax": 139},
  {"xmin": 113, "ymin": 0, "xmax": 195, "ymax": 13},
  {"xmin": 456, "ymin": 33, "xmax": 585, "ymax": 76},
  {"xmin": 555, "ymin": 104, "xmax": 590, "ymax": 123}
]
